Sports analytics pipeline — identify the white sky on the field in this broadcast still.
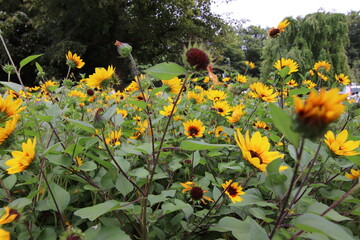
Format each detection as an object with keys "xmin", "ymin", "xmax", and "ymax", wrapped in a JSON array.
[{"xmin": 211, "ymin": 0, "xmax": 360, "ymax": 28}]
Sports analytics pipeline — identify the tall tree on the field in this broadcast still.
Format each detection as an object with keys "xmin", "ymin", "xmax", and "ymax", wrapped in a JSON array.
[
  {"xmin": 346, "ymin": 11, "xmax": 360, "ymax": 83},
  {"xmin": 261, "ymin": 12, "xmax": 350, "ymax": 85},
  {"xmin": 1, "ymin": 0, "xmax": 238, "ymax": 84}
]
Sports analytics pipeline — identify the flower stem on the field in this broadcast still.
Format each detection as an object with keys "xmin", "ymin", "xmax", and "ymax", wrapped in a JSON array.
[{"xmin": 269, "ymin": 137, "xmax": 305, "ymax": 239}]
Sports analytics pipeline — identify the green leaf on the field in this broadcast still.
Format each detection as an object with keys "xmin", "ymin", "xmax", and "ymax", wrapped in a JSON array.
[
  {"xmin": 64, "ymin": 118, "xmax": 95, "ymax": 134},
  {"xmin": 46, "ymin": 182, "xmax": 70, "ymax": 213},
  {"xmin": 64, "ymin": 144, "xmax": 85, "ymax": 157},
  {"xmin": 19, "ymin": 54, "xmax": 44, "ymax": 70},
  {"xmin": 127, "ymin": 100, "xmax": 147, "ymax": 110},
  {"xmin": 0, "ymin": 81, "xmax": 23, "ymax": 92},
  {"xmin": 278, "ymin": 66, "xmax": 290, "ymax": 78},
  {"xmin": 145, "ymin": 62, "xmax": 187, "ymax": 80},
  {"xmin": 265, "ymin": 159, "xmax": 288, "ymax": 199},
  {"xmin": 9, "ymin": 198, "xmax": 32, "ymax": 209},
  {"xmin": 180, "ymin": 140, "xmax": 234, "ymax": 151},
  {"xmin": 148, "ymin": 190, "xmax": 176, "ymax": 207},
  {"xmin": 293, "ymin": 213, "xmax": 354, "ymax": 240},
  {"xmin": 46, "ymin": 154, "xmax": 72, "ymax": 167},
  {"xmin": 74, "ymin": 200, "xmax": 118, "ymax": 221},
  {"xmin": 161, "ymin": 199, "xmax": 193, "ymax": 219},
  {"xmin": 38, "ymin": 227, "xmax": 56, "ymax": 240},
  {"xmin": 78, "ymin": 161, "xmax": 97, "ymax": 171},
  {"xmin": 218, "ymin": 161, "xmax": 243, "ymax": 173},
  {"xmin": 289, "ymin": 87, "xmax": 311, "ymax": 97},
  {"xmin": 3, "ymin": 174, "xmax": 17, "ymax": 190},
  {"xmin": 269, "ymin": 103, "xmax": 300, "ymax": 148},
  {"xmin": 306, "ymin": 202, "xmax": 352, "ymax": 221},
  {"xmin": 115, "ymin": 174, "xmax": 134, "ymax": 197},
  {"xmin": 102, "ymin": 104, "xmax": 117, "ymax": 121},
  {"xmin": 346, "ymin": 155, "xmax": 360, "ymax": 165},
  {"xmin": 35, "ymin": 62, "xmax": 44, "ymax": 73},
  {"xmin": 209, "ymin": 217, "xmax": 269, "ymax": 240},
  {"xmin": 94, "ymin": 227, "xmax": 131, "ymax": 240}
]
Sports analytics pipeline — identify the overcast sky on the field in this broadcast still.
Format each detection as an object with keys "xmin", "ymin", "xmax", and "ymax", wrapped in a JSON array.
[{"xmin": 211, "ymin": 0, "xmax": 360, "ymax": 28}]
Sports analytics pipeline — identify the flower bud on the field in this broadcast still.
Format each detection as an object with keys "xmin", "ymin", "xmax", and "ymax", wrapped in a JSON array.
[
  {"xmin": 2, "ymin": 64, "xmax": 15, "ymax": 75},
  {"xmin": 93, "ymin": 108, "xmax": 106, "ymax": 129},
  {"xmin": 114, "ymin": 40, "xmax": 132, "ymax": 58}
]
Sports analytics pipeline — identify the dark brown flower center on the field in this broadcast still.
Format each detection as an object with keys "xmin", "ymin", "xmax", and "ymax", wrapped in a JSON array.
[
  {"xmin": 269, "ymin": 28, "xmax": 280, "ymax": 37},
  {"xmin": 250, "ymin": 150, "xmax": 263, "ymax": 164},
  {"xmin": 186, "ymin": 48, "xmax": 210, "ymax": 71},
  {"xmin": 190, "ymin": 186, "xmax": 204, "ymax": 200},
  {"xmin": 227, "ymin": 186, "xmax": 238, "ymax": 197},
  {"xmin": 189, "ymin": 126, "xmax": 199, "ymax": 136}
]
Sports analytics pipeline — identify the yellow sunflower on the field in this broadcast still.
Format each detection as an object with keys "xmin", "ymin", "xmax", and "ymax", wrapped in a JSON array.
[
  {"xmin": 0, "ymin": 114, "xmax": 20, "ymax": 145},
  {"xmin": 160, "ymin": 104, "xmax": 177, "ymax": 116},
  {"xmin": 0, "ymin": 228, "xmax": 10, "ymax": 240},
  {"xmin": 211, "ymin": 101, "xmax": 232, "ymax": 116},
  {"xmin": 252, "ymin": 121, "xmax": 270, "ymax": 130},
  {"xmin": 245, "ymin": 61, "xmax": 255, "ymax": 69},
  {"xmin": 335, "ymin": 74, "xmax": 350, "ymax": 85},
  {"xmin": 130, "ymin": 120, "xmax": 148, "ymax": 140},
  {"xmin": 66, "ymin": 51, "xmax": 85, "ymax": 69},
  {"xmin": 274, "ymin": 58, "xmax": 299, "ymax": 74},
  {"xmin": 234, "ymin": 130, "xmax": 286, "ymax": 172},
  {"xmin": 302, "ymin": 80, "xmax": 317, "ymax": 89},
  {"xmin": 186, "ymin": 91, "xmax": 204, "ymax": 104},
  {"xmin": 0, "ymin": 206, "xmax": 19, "ymax": 225},
  {"xmin": 345, "ymin": 169, "xmax": 360, "ymax": 180},
  {"xmin": 85, "ymin": 65, "xmax": 115, "ymax": 89},
  {"xmin": 226, "ymin": 104, "xmax": 246, "ymax": 123},
  {"xmin": 68, "ymin": 89, "xmax": 87, "ymax": 99},
  {"xmin": 268, "ymin": 20, "xmax": 290, "ymax": 37},
  {"xmin": 40, "ymin": 80, "xmax": 59, "ymax": 92},
  {"xmin": 183, "ymin": 119, "xmax": 205, "ymax": 138},
  {"xmin": 215, "ymin": 126, "xmax": 227, "ymax": 137},
  {"xmin": 324, "ymin": 129, "xmax": 360, "ymax": 156},
  {"xmin": 180, "ymin": 181, "xmax": 214, "ymax": 204},
  {"xmin": 0, "ymin": 95, "xmax": 26, "ymax": 122},
  {"xmin": 105, "ymin": 130, "xmax": 122, "ymax": 146},
  {"xmin": 125, "ymin": 80, "xmax": 140, "ymax": 93},
  {"xmin": 286, "ymin": 79, "xmax": 298, "ymax": 87},
  {"xmin": 313, "ymin": 61, "xmax": 331, "ymax": 72},
  {"xmin": 236, "ymin": 74, "xmax": 247, "ymax": 83},
  {"xmin": 206, "ymin": 89, "xmax": 227, "ymax": 102},
  {"xmin": 294, "ymin": 88, "xmax": 347, "ymax": 136},
  {"xmin": 317, "ymin": 72, "xmax": 328, "ymax": 81},
  {"xmin": 222, "ymin": 180, "xmax": 245, "ymax": 203},
  {"xmin": 248, "ymin": 82, "xmax": 278, "ymax": 103},
  {"xmin": 116, "ymin": 109, "xmax": 128, "ymax": 118},
  {"xmin": 75, "ymin": 156, "xmax": 83, "ymax": 166},
  {"xmin": 5, "ymin": 137, "xmax": 36, "ymax": 174},
  {"xmin": 162, "ymin": 77, "xmax": 183, "ymax": 94}
]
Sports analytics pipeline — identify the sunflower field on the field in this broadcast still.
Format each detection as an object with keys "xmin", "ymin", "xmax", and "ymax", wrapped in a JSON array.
[{"xmin": 0, "ymin": 21, "xmax": 359, "ymax": 240}]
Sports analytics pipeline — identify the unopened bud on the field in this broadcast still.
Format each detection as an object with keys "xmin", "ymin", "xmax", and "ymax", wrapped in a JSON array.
[
  {"xmin": 2, "ymin": 64, "xmax": 16, "ymax": 75},
  {"xmin": 114, "ymin": 40, "xmax": 132, "ymax": 58},
  {"xmin": 93, "ymin": 108, "xmax": 105, "ymax": 129}
]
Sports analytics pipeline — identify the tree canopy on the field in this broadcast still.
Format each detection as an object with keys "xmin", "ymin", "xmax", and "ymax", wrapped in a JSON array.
[
  {"xmin": 261, "ymin": 12, "xmax": 350, "ymax": 84},
  {"xmin": 0, "ymin": 0, "xmax": 241, "ymax": 85}
]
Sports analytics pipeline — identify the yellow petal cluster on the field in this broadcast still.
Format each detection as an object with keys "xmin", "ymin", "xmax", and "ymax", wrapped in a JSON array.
[
  {"xmin": 5, "ymin": 138, "xmax": 37, "ymax": 174},
  {"xmin": 183, "ymin": 119, "xmax": 205, "ymax": 138},
  {"xmin": 324, "ymin": 130, "xmax": 360, "ymax": 156},
  {"xmin": 248, "ymin": 82, "xmax": 278, "ymax": 103},
  {"xmin": 234, "ymin": 130, "xmax": 286, "ymax": 172},
  {"xmin": 294, "ymin": 88, "xmax": 347, "ymax": 129},
  {"xmin": 85, "ymin": 65, "xmax": 115, "ymax": 89}
]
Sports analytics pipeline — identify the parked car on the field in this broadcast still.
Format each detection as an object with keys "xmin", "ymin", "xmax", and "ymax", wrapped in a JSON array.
[{"xmin": 339, "ymin": 84, "xmax": 360, "ymax": 102}]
